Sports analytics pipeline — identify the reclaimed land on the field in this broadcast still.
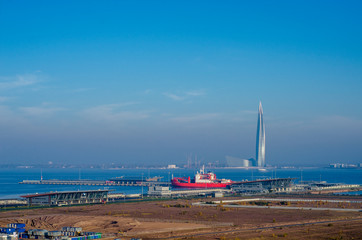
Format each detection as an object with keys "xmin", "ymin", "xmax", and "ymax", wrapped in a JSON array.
[{"xmin": 0, "ymin": 195, "xmax": 361, "ymax": 240}]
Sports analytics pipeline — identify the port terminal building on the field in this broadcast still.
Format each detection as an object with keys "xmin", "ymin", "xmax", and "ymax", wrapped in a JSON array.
[
  {"xmin": 231, "ymin": 178, "xmax": 295, "ymax": 194},
  {"xmin": 148, "ymin": 186, "xmax": 230, "ymax": 197},
  {"xmin": 21, "ymin": 190, "xmax": 109, "ymax": 206}
]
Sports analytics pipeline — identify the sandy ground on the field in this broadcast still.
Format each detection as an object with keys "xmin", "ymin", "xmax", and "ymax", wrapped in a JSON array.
[
  {"xmin": 0, "ymin": 196, "xmax": 361, "ymax": 239},
  {"xmin": 0, "ymin": 214, "xmax": 211, "ymax": 237}
]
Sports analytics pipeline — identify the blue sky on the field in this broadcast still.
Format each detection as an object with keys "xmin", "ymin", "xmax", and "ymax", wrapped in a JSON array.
[{"xmin": 0, "ymin": 1, "xmax": 361, "ymax": 166}]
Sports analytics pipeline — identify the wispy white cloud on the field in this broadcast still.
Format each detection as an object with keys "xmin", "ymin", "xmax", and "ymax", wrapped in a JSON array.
[
  {"xmin": 165, "ymin": 109, "xmax": 259, "ymax": 125},
  {"xmin": 0, "ymin": 105, "xmax": 16, "ymax": 121},
  {"xmin": 163, "ymin": 90, "xmax": 206, "ymax": 101},
  {"xmin": 185, "ymin": 90, "xmax": 205, "ymax": 96},
  {"xmin": 82, "ymin": 103, "xmax": 149, "ymax": 122},
  {"xmin": 70, "ymin": 88, "xmax": 94, "ymax": 93},
  {"xmin": 312, "ymin": 115, "xmax": 362, "ymax": 129},
  {"xmin": 163, "ymin": 93, "xmax": 184, "ymax": 101},
  {"xmin": 168, "ymin": 113, "xmax": 221, "ymax": 123},
  {"xmin": 19, "ymin": 106, "xmax": 66, "ymax": 117},
  {"xmin": 0, "ymin": 96, "xmax": 10, "ymax": 102},
  {"xmin": 269, "ymin": 115, "xmax": 362, "ymax": 134},
  {"xmin": 240, "ymin": 110, "xmax": 257, "ymax": 114},
  {"xmin": 0, "ymin": 74, "xmax": 40, "ymax": 90}
]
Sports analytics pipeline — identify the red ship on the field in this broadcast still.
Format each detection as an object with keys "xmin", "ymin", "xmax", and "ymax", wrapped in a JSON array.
[{"xmin": 171, "ymin": 166, "xmax": 233, "ymax": 188}]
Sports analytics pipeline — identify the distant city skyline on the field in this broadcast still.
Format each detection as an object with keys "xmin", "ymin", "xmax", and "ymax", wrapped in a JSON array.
[{"xmin": 0, "ymin": 1, "xmax": 362, "ymax": 166}]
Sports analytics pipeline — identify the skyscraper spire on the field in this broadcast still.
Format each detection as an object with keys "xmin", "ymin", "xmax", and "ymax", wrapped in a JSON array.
[{"xmin": 256, "ymin": 101, "xmax": 266, "ymax": 167}]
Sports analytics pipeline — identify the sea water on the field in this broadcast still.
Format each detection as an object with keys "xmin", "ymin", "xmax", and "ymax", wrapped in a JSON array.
[{"xmin": 0, "ymin": 167, "xmax": 361, "ymax": 199}]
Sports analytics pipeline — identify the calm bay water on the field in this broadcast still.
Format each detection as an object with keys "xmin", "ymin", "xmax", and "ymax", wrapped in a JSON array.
[{"xmin": 0, "ymin": 167, "xmax": 361, "ymax": 199}]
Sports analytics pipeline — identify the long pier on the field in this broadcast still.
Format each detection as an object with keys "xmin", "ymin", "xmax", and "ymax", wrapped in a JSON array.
[{"xmin": 19, "ymin": 179, "xmax": 171, "ymax": 187}]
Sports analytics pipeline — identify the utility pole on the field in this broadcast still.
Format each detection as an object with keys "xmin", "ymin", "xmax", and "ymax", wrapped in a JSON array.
[{"xmin": 141, "ymin": 173, "xmax": 144, "ymax": 199}]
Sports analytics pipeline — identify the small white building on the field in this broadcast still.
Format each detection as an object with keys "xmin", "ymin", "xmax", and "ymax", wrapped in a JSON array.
[
  {"xmin": 213, "ymin": 192, "xmax": 224, "ymax": 198},
  {"xmin": 148, "ymin": 186, "xmax": 172, "ymax": 196}
]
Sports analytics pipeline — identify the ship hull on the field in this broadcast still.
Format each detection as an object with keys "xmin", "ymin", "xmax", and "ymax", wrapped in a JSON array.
[{"xmin": 171, "ymin": 181, "xmax": 231, "ymax": 188}]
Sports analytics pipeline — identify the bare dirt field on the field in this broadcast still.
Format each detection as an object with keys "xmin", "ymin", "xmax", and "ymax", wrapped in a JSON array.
[
  {"xmin": 226, "ymin": 198, "xmax": 362, "ymax": 209},
  {"xmin": 0, "ymin": 196, "xmax": 361, "ymax": 240}
]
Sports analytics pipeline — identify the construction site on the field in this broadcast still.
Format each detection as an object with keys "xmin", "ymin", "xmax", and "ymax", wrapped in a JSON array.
[
  {"xmin": 0, "ymin": 223, "xmax": 101, "ymax": 240},
  {"xmin": 0, "ymin": 193, "xmax": 361, "ymax": 240}
]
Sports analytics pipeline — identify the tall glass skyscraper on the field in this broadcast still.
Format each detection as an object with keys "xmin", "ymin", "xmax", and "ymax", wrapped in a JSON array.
[{"xmin": 256, "ymin": 102, "xmax": 266, "ymax": 167}]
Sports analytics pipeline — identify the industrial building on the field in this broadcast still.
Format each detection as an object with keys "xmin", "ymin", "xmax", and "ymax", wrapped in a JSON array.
[
  {"xmin": 21, "ymin": 190, "xmax": 109, "ymax": 206},
  {"xmin": 0, "ymin": 223, "xmax": 102, "ymax": 240},
  {"xmin": 231, "ymin": 178, "xmax": 294, "ymax": 194},
  {"xmin": 225, "ymin": 156, "xmax": 256, "ymax": 168},
  {"xmin": 0, "ymin": 199, "xmax": 27, "ymax": 208},
  {"xmin": 148, "ymin": 186, "xmax": 230, "ymax": 197}
]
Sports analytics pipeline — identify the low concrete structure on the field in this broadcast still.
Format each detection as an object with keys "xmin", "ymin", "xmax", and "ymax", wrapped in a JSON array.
[
  {"xmin": 0, "ymin": 199, "xmax": 27, "ymax": 208},
  {"xmin": 213, "ymin": 192, "xmax": 224, "ymax": 198},
  {"xmin": 21, "ymin": 190, "xmax": 109, "ymax": 206},
  {"xmin": 148, "ymin": 186, "xmax": 172, "ymax": 196},
  {"xmin": 148, "ymin": 186, "xmax": 231, "ymax": 197},
  {"xmin": 231, "ymin": 178, "xmax": 294, "ymax": 194},
  {"xmin": 294, "ymin": 181, "xmax": 361, "ymax": 193}
]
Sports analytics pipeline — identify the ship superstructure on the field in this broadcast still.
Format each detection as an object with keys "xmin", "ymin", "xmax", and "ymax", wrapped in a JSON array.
[{"xmin": 171, "ymin": 166, "xmax": 233, "ymax": 188}]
